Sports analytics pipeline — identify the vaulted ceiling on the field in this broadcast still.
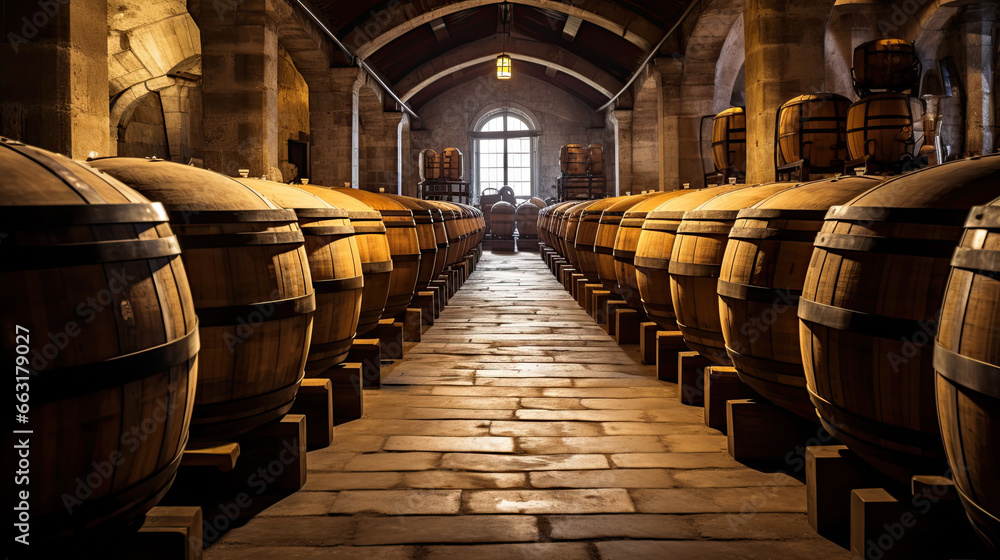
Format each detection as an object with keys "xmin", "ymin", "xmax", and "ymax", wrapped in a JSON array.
[{"xmin": 301, "ymin": 0, "xmax": 696, "ymax": 111}]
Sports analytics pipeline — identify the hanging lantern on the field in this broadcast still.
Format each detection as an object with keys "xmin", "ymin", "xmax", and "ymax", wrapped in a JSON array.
[{"xmin": 497, "ymin": 54, "xmax": 512, "ymax": 80}]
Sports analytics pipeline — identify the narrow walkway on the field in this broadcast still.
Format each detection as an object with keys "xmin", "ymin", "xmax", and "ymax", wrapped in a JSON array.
[{"xmin": 206, "ymin": 251, "xmax": 849, "ymax": 559}]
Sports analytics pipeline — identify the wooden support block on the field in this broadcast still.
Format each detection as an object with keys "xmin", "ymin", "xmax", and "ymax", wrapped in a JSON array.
[
  {"xmin": 703, "ymin": 366, "xmax": 758, "ymax": 431},
  {"xmin": 413, "ymin": 291, "xmax": 435, "ymax": 325},
  {"xmin": 582, "ymin": 284, "xmax": 603, "ymax": 315},
  {"xmin": 640, "ymin": 323, "xmax": 659, "ymax": 364},
  {"xmin": 237, "ymin": 414, "xmax": 307, "ymax": 491},
  {"xmin": 323, "ymin": 362, "xmax": 364, "ymax": 423},
  {"xmin": 726, "ymin": 399, "xmax": 811, "ymax": 462},
  {"xmin": 807, "ymin": 445, "xmax": 879, "ymax": 545},
  {"xmin": 289, "ymin": 378, "xmax": 333, "ymax": 449},
  {"xmin": 126, "ymin": 506, "xmax": 203, "ymax": 560},
  {"xmin": 374, "ymin": 319, "xmax": 403, "ymax": 360},
  {"xmin": 677, "ymin": 350, "xmax": 711, "ymax": 402},
  {"xmin": 592, "ymin": 291, "xmax": 613, "ymax": 324},
  {"xmin": 551, "ymin": 258, "xmax": 567, "ymax": 276},
  {"xmin": 657, "ymin": 331, "xmax": 688, "ymax": 381},
  {"xmin": 615, "ymin": 309, "xmax": 642, "ymax": 345},
  {"xmin": 559, "ymin": 267, "xmax": 576, "ymax": 290},
  {"xmin": 181, "ymin": 443, "xmax": 241, "ymax": 472},
  {"xmin": 430, "ymin": 280, "xmax": 448, "ymax": 311},
  {"xmin": 518, "ymin": 238, "xmax": 539, "ymax": 252},
  {"xmin": 348, "ymin": 338, "xmax": 381, "ymax": 388},
  {"xmin": 569, "ymin": 273, "xmax": 585, "ymax": 298},
  {"xmin": 491, "ymin": 238, "xmax": 515, "ymax": 253},
  {"xmin": 574, "ymin": 277, "xmax": 589, "ymax": 304},
  {"xmin": 403, "ymin": 308, "xmax": 422, "ymax": 343},
  {"xmin": 604, "ymin": 301, "xmax": 629, "ymax": 335}
]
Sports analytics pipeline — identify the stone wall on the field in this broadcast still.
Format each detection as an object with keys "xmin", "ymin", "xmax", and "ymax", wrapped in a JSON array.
[
  {"xmin": 118, "ymin": 91, "xmax": 170, "ymax": 159},
  {"xmin": 413, "ymin": 73, "xmax": 605, "ymax": 202},
  {"xmin": 632, "ymin": 75, "xmax": 660, "ymax": 192},
  {"xmin": 357, "ymin": 85, "xmax": 401, "ymax": 193},
  {"xmin": 278, "ymin": 47, "xmax": 310, "ymax": 182}
]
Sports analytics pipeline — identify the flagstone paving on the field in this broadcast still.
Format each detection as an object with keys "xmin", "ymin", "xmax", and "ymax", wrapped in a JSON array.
[{"xmin": 206, "ymin": 251, "xmax": 848, "ymax": 559}]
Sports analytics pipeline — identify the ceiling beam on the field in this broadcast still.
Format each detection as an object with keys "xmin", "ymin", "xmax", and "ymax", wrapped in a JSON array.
[{"xmin": 344, "ymin": 0, "xmax": 659, "ymax": 60}]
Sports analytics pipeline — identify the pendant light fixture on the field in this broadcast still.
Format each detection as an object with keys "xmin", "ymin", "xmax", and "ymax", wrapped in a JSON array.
[{"xmin": 497, "ymin": 2, "xmax": 511, "ymax": 80}]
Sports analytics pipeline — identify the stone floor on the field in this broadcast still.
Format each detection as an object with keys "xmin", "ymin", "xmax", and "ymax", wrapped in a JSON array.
[{"xmin": 205, "ymin": 251, "xmax": 850, "ymax": 559}]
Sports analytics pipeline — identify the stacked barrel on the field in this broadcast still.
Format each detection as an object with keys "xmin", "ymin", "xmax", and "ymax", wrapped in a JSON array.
[
  {"xmin": 1, "ymin": 137, "xmax": 486, "ymax": 550},
  {"xmin": 558, "ymin": 143, "xmax": 606, "ymax": 201},
  {"xmin": 846, "ymin": 39, "xmax": 919, "ymax": 173}
]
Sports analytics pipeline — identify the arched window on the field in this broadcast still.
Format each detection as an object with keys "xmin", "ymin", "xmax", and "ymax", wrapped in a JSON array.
[{"xmin": 471, "ymin": 110, "xmax": 539, "ymax": 199}]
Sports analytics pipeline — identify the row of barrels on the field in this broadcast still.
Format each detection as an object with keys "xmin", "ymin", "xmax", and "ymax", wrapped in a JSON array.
[
  {"xmin": 0, "ymin": 138, "xmax": 484, "ymax": 546},
  {"xmin": 538, "ymin": 153, "xmax": 1000, "ymax": 551},
  {"xmin": 712, "ymin": 39, "xmax": 920, "ymax": 179},
  {"xmin": 487, "ymin": 198, "xmax": 546, "ymax": 239}
]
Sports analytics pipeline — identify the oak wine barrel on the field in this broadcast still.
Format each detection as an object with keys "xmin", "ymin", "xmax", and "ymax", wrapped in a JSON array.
[
  {"xmin": 718, "ymin": 175, "xmax": 884, "ymax": 419},
  {"xmin": 668, "ymin": 182, "xmax": 798, "ymax": 364},
  {"xmin": 712, "ymin": 107, "xmax": 747, "ymax": 175},
  {"xmin": 242, "ymin": 179, "xmax": 363, "ymax": 373},
  {"xmin": 846, "ymin": 92, "xmax": 915, "ymax": 169},
  {"xmin": 777, "ymin": 93, "xmax": 850, "ymax": 171},
  {"xmin": 594, "ymin": 193, "xmax": 660, "ymax": 294},
  {"xmin": 852, "ymin": 38, "xmax": 920, "ymax": 97},
  {"xmin": 331, "ymin": 188, "xmax": 420, "ymax": 319},
  {"xmin": 414, "ymin": 199, "xmax": 450, "ymax": 281},
  {"xmin": 799, "ymin": 154, "xmax": 1000, "ymax": 481},
  {"xmin": 528, "ymin": 197, "xmax": 547, "ymax": 209},
  {"xmin": 634, "ymin": 184, "xmax": 744, "ymax": 329},
  {"xmin": 516, "ymin": 202, "xmax": 540, "ymax": 238},
  {"xmin": 0, "ymin": 140, "xmax": 197, "ymax": 544},
  {"xmin": 91, "ymin": 157, "xmax": 313, "ymax": 441},
  {"xmin": 576, "ymin": 196, "xmax": 630, "ymax": 285},
  {"xmin": 429, "ymin": 201, "xmax": 464, "ymax": 266},
  {"xmin": 298, "ymin": 185, "xmax": 392, "ymax": 336},
  {"xmin": 490, "ymin": 201, "xmax": 517, "ymax": 239},
  {"xmin": 936, "ymin": 198, "xmax": 1000, "ymax": 553},
  {"xmin": 419, "ymin": 149, "xmax": 441, "ymax": 181},
  {"xmin": 384, "ymin": 194, "xmax": 440, "ymax": 292},
  {"xmin": 614, "ymin": 191, "xmax": 694, "ymax": 309},
  {"xmin": 561, "ymin": 144, "xmax": 589, "ymax": 175},
  {"xmin": 442, "ymin": 147, "xmax": 464, "ymax": 181},
  {"xmin": 560, "ymin": 200, "xmax": 600, "ymax": 269}
]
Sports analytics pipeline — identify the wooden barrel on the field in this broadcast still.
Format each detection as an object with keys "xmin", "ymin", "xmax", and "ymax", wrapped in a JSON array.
[
  {"xmin": 669, "ymin": 183, "xmax": 798, "ymax": 364},
  {"xmin": 777, "ymin": 93, "xmax": 851, "ymax": 171},
  {"xmin": 420, "ymin": 149, "xmax": 441, "ymax": 181},
  {"xmin": 936, "ymin": 198, "xmax": 1000, "ymax": 552},
  {"xmin": 718, "ymin": 175, "xmax": 884, "ymax": 419},
  {"xmin": 541, "ymin": 202, "xmax": 574, "ymax": 250},
  {"xmin": 516, "ymin": 202, "xmax": 540, "ymax": 238},
  {"xmin": 298, "ymin": 185, "xmax": 392, "ymax": 336},
  {"xmin": 0, "ymin": 140, "xmax": 197, "ymax": 543},
  {"xmin": 635, "ymin": 184, "xmax": 745, "ymax": 330},
  {"xmin": 243, "ymin": 180, "xmax": 363, "ymax": 374},
  {"xmin": 561, "ymin": 144, "xmax": 589, "ymax": 175},
  {"xmin": 548, "ymin": 202, "xmax": 578, "ymax": 257},
  {"xmin": 846, "ymin": 92, "xmax": 914, "ymax": 167},
  {"xmin": 712, "ymin": 107, "xmax": 747, "ymax": 174},
  {"xmin": 560, "ymin": 200, "xmax": 599, "ymax": 268},
  {"xmin": 576, "ymin": 196, "xmax": 630, "ymax": 284},
  {"xmin": 852, "ymin": 38, "xmax": 920, "ymax": 96},
  {"xmin": 614, "ymin": 191, "xmax": 693, "ymax": 309},
  {"xmin": 588, "ymin": 144, "xmax": 604, "ymax": 175},
  {"xmin": 384, "ymin": 194, "xmax": 440, "ymax": 292},
  {"xmin": 799, "ymin": 154, "xmax": 1000, "ymax": 481},
  {"xmin": 330, "ymin": 188, "xmax": 420, "ymax": 319},
  {"xmin": 414, "ymin": 199, "xmax": 449, "ymax": 281},
  {"xmin": 442, "ymin": 147, "xmax": 464, "ymax": 181},
  {"xmin": 429, "ymin": 201, "xmax": 464, "ymax": 266},
  {"xmin": 91, "ymin": 157, "xmax": 312, "ymax": 441},
  {"xmin": 491, "ymin": 201, "xmax": 516, "ymax": 239},
  {"xmin": 595, "ymin": 193, "xmax": 660, "ymax": 294},
  {"xmin": 528, "ymin": 197, "xmax": 547, "ymax": 209}
]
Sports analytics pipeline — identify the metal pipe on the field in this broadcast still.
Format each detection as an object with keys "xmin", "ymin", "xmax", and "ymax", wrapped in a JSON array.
[
  {"xmin": 597, "ymin": 0, "xmax": 702, "ymax": 112},
  {"xmin": 290, "ymin": 0, "xmax": 419, "ymax": 119}
]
